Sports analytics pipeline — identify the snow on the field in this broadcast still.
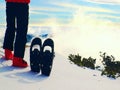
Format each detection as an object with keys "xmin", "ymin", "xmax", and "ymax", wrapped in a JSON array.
[
  {"xmin": 1, "ymin": 25, "xmax": 120, "ymax": 90},
  {"xmin": 0, "ymin": 46, "xmax": 120, "ymax": 90}
]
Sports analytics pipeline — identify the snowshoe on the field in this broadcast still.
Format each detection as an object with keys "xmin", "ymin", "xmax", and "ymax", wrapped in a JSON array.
[
  {"xmin": 41, "ymin": 38, "xmax": 55, "ymax": 76},
  {"xmin": 30, "ymin": 37, "xmax": 42, "ymax": 73}
]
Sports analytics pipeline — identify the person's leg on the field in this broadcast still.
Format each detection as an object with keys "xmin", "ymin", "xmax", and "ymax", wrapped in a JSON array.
[
  {"xmin": 13, "ymin": 3, "xmax": 29, "ymax": 67},
  {"xmin": 14, "ymin": 3, "xmax": 29, "ymax": 58},
  {"xmin": 3, "ymin": 2, "xmax": 16, "ymax": 59}
]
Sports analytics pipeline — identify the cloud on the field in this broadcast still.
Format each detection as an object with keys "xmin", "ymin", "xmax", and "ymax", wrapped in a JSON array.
[
  {"xmin": 52, "ymin": 2, "xmax": 120, "ymax": 25},
  {"xmin": 29, "ymin": 2, "xmax": 75, "ymax": 26},
  {"xmin": 86, "ymin": 0, "xmax": 120, "ymax": 4},
  {"xmin": 30, "ymin": 3, "xmax": 120, "ymax": 30}
]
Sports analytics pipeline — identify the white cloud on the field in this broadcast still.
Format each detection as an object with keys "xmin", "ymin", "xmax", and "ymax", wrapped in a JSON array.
[
  {"xmin": 86, "ymin": 0, "xmax": 120, "ymax": 4},
  {"xmin": 53, "ymin": 2, "xmax": 119, "ymax": 26}
]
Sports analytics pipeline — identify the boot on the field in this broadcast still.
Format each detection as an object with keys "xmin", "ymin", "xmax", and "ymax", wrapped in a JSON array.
[
  {"xmin": 4, "ymin": 49, "xmax": 13, "ymax": 60},
  {"xmin": 12, "ymin": 56, "xmax": 28, "ymax": 68}
]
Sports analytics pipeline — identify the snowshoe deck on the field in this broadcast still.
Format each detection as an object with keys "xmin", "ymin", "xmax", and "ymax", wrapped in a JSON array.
[
  {"xmin": 41, "ymin": 38, "xmax": 55, "ymax": 76},
  {"xmin": 30, "ymin": 37, "xmax": 42, "ymax": 73}
]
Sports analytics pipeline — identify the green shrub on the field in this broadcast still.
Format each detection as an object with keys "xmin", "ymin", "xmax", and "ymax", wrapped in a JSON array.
[
  {"xmin": 82, "ymin": 57, "xmax": 96, "ymax": 69},
  {"xmin": 68, "ymin": 54, "xmax": 82, "ymax": 66},
  {"xmin": 68, "ymin": 54, "xmax": 96, "ymax": 69},
  {"xmin": 100, "ymin": 52, "xmax": 120, "ymax": 79},
  {"xmin": 68, "ymin": 52, "xmax": 120, "ymax": 79}
]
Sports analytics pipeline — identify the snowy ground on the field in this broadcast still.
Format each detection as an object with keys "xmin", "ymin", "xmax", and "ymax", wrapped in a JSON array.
[
  {"xmin": 0, "ymin": 46, "xmax": 120, "ymax": 90},
  {"xmin": 1, "ymin": 25, "xmax": 120, "ymax": 90}
]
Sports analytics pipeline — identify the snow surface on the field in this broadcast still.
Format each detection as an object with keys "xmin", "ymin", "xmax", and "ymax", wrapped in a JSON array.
[
  {"xmin": 0, "ymin": 46, "xmax": 120, "ymax": 90},
  {"xmin": 1, "ymin": 25, "xmax": 120, "ymax": 90}
]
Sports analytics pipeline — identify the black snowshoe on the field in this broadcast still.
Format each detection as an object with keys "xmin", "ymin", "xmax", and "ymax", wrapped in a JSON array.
[
  {"xmin": 30, "ymin": 37, "xmax": 42, "ymax": 73},
  {"xmin": 41, "ymin": 38, "xmax": 55, "ymax": 76}
]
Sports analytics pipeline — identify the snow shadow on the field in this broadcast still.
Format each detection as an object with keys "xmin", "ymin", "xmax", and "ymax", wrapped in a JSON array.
[
  {"xmin": 13, "ymin": 71, "xmax": 49, "ymax": 83},
  {"xmin": 0, "ymin": 59, "xmax": 18, "ymax": 73},
  {"xmin": 3, "ymin": 68, "xmax": 49, "ymax": 84},
  {"xmin": 0, "ymin": 59, "xmax": 49, "ymax": 83},
  {"xmin": 0, "ymin": 66, "xmax": 15, "ymax": 73}
]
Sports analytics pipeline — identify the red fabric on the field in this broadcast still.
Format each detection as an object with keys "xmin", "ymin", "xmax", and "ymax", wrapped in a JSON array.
[
  {"xmin": 5, "ymin": 0, "xmax": 30, "ymax": 4},
  {"xmin": 12, "ymin": 56, "xmax": 28, "ymax": 67},
  {"xmin": 5, "ymin": 49, "xmax": 13, "ymax": 60}
]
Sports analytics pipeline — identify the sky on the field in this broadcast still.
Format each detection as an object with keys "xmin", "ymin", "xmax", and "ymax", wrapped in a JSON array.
[
  {"xmin": 0, "ymin": 0, "xmax": 120, "ymax": 27},
  {"xmin": 1, "ymin": 0, "xmax": 120, "ymax": 55}
]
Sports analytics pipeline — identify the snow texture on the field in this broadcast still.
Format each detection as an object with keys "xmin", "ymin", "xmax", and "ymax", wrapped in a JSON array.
[
  {"xmin": 1, "ymin": 25, "xmax": 120, "ymax": 90},
  {"xmin": 0, "ymin": 47, "xmax": 120, "ymax": 90}
]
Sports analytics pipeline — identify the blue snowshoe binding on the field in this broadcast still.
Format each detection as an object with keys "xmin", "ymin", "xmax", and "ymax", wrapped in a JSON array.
[
  {"xmin": 41, "ymin": 38, "xmax": 55, "ymax": 76},
  {"xmin": 30, "ymin": 37, "xmax": 42, "ymax": 73}
]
